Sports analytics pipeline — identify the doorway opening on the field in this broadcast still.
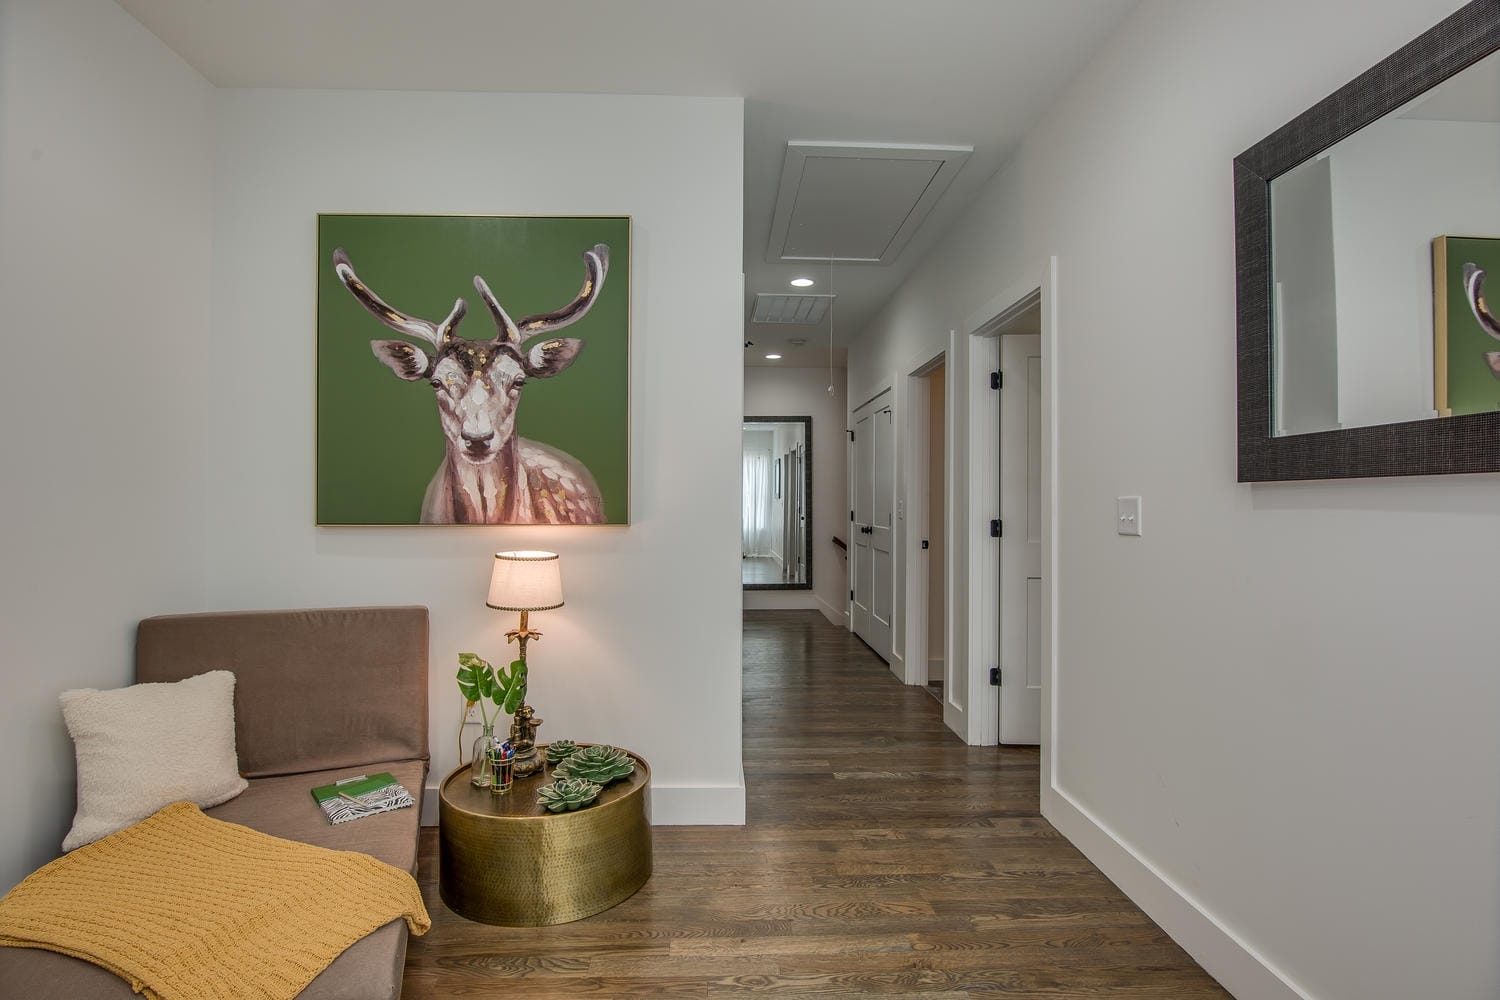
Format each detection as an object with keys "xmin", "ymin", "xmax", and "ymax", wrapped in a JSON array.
[
  {"xmin": 902, "ymin": 359, "xmax": 947, "ymax": 703},
  {"xmin": 958, "ymin": 262, "xmax": 1056, "ymax": 750}
]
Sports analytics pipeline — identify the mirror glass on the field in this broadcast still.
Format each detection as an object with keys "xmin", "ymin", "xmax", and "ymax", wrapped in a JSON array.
[
  {"xmin": 742, "ymin": 418, "xmax": 810, "ymax": 589},
  {"xmin": 1269, "ymin": 48, "xmax": 1500, "ymax": 436}
]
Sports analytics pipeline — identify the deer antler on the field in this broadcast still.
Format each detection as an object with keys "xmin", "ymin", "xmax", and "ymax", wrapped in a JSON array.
[
  {"xmin": 1463, "ymin": 263, "xmax": 1500, "ymax": 343},
  {"xmin": 333, "ymin": 247, "xmax": 466, "ymax": 349},
  {"xmin": 473, "ymin": 275, "xmax": 522, "ymax": 346},
  {"xmin": 513, "ymin": 244, "xmax": 610, "ymax": 339}
]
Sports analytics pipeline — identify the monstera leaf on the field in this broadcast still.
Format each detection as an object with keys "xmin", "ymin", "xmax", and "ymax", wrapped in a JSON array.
[
  {"xmin": 495, "ymin": 659, "xmax": 528, "ymax": 715},
  {"xmin": 456, "ymin": 653, "xmax": 496, "ymax": 705}
]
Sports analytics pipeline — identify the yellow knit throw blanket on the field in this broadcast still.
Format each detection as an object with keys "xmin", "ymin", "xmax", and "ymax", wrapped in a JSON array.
[{"xmin": 0, "ymin": 801, "xmax": 430, "ymax": 1000}]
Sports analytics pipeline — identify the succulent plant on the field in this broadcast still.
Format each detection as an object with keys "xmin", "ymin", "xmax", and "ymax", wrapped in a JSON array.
[
  {"xmin": 553, "ymin": 744, "xmax": 636, "ymax": 786},
  {"xmin": 545, "ymin": 739, "xmax": 580, "ymax": 766},
  {"xmin": 537, "ymin": 777, "xmax": 602, "ymax": 813}
]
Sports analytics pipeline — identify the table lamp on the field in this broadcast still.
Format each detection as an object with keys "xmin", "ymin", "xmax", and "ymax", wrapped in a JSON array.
[{"xmin": 486, "ymin": 550, "xmax": 564, "ymax": 777}]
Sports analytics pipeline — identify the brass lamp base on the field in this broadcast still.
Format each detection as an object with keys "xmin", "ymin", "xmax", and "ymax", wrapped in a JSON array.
[{"xmin": 507, "ymin": 611, "xmax": 545, "ymax": 776}]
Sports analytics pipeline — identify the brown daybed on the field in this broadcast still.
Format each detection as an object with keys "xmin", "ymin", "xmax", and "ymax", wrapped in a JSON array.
[{"xmin": 0, "ymin": 606, "xmax": 431, "ymax": 1000}]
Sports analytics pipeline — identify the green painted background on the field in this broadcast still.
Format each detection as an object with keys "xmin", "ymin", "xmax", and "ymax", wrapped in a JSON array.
[
  {"xmin": 1442, "ymin": 236, "xmax": 1500, "ymax": 417},
  {"xmin": 317, "ymin": 215, "xmax": 630, "ymax": 524}
]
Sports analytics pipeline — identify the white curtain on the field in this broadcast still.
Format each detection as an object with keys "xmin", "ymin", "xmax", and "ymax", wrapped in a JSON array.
[{"xmin": 742, "ymin": 449, "xmax": 773, "ymax": 556}]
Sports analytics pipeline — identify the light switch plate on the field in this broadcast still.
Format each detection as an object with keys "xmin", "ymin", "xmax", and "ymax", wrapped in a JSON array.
[{"xmin": 1116, "ymin": 496, "xmax": 1142, "ymax": 536}]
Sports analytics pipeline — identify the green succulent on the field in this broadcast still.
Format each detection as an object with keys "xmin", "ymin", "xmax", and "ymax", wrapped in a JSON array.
[
  {"xmin": 553, "ymin": 745, "xmax": 636, "ymax": 786},
  {"xmin": 537, "ymin": 777, "xmax": 602, "ymax": 813},
  {"xmin": 545, "ymin": 740, "xmax": 580, "ymax": 766}
]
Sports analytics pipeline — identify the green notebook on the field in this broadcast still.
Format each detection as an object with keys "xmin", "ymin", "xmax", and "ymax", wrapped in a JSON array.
[{"xmin": 310, "ymin": 772, "xmax": 415, "ymax": 825}]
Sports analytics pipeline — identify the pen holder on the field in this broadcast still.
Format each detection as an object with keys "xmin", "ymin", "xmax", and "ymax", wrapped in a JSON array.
[{"xmin": 488, "ymin": 741, "xmax": 516, "ymax": 795}]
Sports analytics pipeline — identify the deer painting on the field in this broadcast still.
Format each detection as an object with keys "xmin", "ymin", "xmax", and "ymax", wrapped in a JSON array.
[
  {"xmin": 1462, "ymin": 262, "xmax": 1500, "ymax": 379},
  {"xmin": 332, "ymin": 244, "xmax": 610, "ymax": 524}
]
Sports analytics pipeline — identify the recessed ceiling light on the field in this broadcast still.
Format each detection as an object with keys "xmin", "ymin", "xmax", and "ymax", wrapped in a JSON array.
[
  {"xmin": 765, "ymin": 353, "xmax": 783, "ymax": 360},
  {"xmin": 789, "ymin": 277, "xmax": 815, "ymax": 288}
]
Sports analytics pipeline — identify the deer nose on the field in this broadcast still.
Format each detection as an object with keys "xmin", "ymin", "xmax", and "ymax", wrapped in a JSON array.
[{"xmin": 462, "ymin": 430, "xmax": 494, "ymax": 447}]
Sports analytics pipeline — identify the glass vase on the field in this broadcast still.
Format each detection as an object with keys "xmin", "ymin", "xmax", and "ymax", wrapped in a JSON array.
[{"xmin": 471, "ymin": 724, "xmax": 505, "ymax": 788}]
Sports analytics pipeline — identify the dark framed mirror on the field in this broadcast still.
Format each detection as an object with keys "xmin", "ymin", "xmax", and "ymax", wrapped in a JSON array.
[
  {"xmin": 742, "ymin": 415, "xmax": 812, "ymax": 590},
  {"xmin": 1235, "ymin": 0, "xmax": 1500, "ymax": 481}
]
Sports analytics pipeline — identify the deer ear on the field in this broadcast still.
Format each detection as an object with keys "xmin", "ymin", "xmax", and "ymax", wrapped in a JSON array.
[
  {"xmin": 523, "ymin": 337, "xmax": 584, "ymax": 378},
  {"xmin": 371, "ymin": 340, "xmax": 432, "ymax": 381}
]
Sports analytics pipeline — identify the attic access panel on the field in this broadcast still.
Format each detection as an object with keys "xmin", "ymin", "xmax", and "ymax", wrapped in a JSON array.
[{"xmin": 767, "ymin": 141, "xmax": 972, "ymax": 264}]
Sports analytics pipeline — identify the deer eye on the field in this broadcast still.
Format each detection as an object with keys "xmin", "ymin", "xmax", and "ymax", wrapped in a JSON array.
[{"xmin": 512, "ymin": 376, "xmax": 527, "ymax": 390}]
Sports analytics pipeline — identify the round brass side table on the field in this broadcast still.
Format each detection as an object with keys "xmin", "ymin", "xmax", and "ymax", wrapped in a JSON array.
[{"xmin": 438, "ymin": 746, "xmax": 652, "ymax": 926}]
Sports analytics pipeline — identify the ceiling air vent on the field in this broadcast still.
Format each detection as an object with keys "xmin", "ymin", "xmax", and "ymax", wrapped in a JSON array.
[{"xmin": 752, "ymin": 293, "xmax": 836, "ymax": 325}]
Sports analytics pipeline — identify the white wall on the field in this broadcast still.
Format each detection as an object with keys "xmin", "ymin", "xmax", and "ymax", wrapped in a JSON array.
[
  {"xmin": 209, "ymin": 89, "xmax": 745, "ymax": 824},
  {"xmin": 848, "ymin": 1, "xmax": 1499, "ymax": 997},
  {"xmin": 744, "ymin": 366, "xmax": 849, "ymax": 624},
  {"xmin": 0, "ymin": 0, "xmax": 214, "ymax": 890}
]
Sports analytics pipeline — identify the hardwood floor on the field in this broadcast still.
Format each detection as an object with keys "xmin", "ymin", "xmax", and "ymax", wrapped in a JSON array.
[
  {"xmin": 742, "ymin": 556, "xmax": 783, "ymax": 585},
  {"xmin": 402, "ymin": 609, "xmax": 1229, "ymax": 997}
]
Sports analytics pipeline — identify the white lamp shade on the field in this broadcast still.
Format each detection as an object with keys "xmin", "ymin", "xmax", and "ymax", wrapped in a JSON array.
[{"xmin": 486, "ymin": 551, "xmax": 564, "ymax": 612}]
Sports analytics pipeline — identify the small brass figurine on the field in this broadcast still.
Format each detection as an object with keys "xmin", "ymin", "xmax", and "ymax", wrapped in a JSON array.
[{"xmin": 509, "ymin": 704, "xmax": 544, "ymax": 777}]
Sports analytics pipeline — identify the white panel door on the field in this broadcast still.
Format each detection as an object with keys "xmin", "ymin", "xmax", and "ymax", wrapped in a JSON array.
[
  {"xmin": 999, "ymin": 335, "xmax": 1042, "ymax": 744},
  {"xmin": 851, "ymin": 391, "xmax": 893, "ymax": 660},
  {"xmin": 868, "ymin": 403, "xmax": 894, "ymax": 658}
]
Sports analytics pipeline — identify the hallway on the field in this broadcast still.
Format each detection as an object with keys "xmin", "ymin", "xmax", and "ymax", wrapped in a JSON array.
[{"xmin": 404, "ymin": 610, "xmax": 1228, "ymax": 996}]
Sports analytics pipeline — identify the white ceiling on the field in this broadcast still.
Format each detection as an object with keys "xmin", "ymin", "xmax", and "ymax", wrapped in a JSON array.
[{"xmin": 115, "ymin": 0, "xmax": 1139, "ymax": 366}]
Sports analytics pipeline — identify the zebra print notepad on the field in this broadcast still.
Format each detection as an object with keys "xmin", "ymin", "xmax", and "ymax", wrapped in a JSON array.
[{"xmin": 311, "ymin": 772, "xmax": 415, "ymax": 825}]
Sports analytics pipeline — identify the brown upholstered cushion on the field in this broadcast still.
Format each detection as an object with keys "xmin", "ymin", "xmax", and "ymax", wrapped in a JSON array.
[
  {"xmin": 0, "ymin": 917, "xmax": 411, "ymax": 1000},
  {"xmin": 207, "ymin": 759, "xmax": 427, "ymax": 876},
  {"xmin": 0, "ymin": 759, "xmax": 428, "ymax": 1000},
  {"xmin": 135, "ymin": 606, "xmax": 429, "ymax": 778}
]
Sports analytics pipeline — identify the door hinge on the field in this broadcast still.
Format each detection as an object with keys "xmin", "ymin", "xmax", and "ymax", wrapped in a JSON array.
[
  {"xmin": 850, "ymin": 589, "xmax": 855, "ymax": 601},
  {"xmin": 990, "ymin": 518, "xmax": 1002, "ymax": 538},
  {"xmin": 989, "ymin": 666, "xmax": 1001, "ymax": 686},
  {"xmin": 849, "ymin": 509, "xmax": 855, "ymax": 521},
  {"xmin": 848, "ymin": 429, "xmax": 855, "ymax": 441},
  {"xmin": 921, "ymin": 539, "xmax": 929, "ymax": 550},
  {"xmin": 990, "ymin": 370, "xmax": 1003, "ymax": 390}
]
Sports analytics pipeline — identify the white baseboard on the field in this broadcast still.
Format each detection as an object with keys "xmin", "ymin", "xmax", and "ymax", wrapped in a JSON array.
[
  {"xmin": 743, "ymin": 591, "xmax": 848, "ymax": 633},
  {"xmin": 1043, "ymin": 784, "xmax": 1310, "ymax": 1000},
  {"xmin": 422, "ymin": 774, "xmax": 747, "ymax": 827},
  {"xmin": 928, "ymin": 656, "xmax": 944, "ymax": 682},
  {"xmin": 743, "ymin": 590, "xmax": 819, "ymax": 611},
  {"xmin": 816, "ymin": 593, "xmax": 847, "ymax": 628},
  {"xmin": 651, "ymin": 774, "xmax": 746, "ymax": 825}
]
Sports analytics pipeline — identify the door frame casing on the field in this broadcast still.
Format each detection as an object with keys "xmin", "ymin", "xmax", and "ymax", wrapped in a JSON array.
[{"xmin": 961, "ymin": 258, "xmax": 1058, "ymax": 750}]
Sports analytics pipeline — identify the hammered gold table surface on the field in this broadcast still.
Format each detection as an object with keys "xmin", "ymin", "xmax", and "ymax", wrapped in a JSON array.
[{"xmin": 437, "ymin": 746, "xmax": 652, "ymax": 926}]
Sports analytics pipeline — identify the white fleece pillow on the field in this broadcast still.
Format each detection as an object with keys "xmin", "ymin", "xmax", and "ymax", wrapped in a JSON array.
[{"xmin": 60, "ymin": 669, "xmax": 248, "ymax": 851}]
